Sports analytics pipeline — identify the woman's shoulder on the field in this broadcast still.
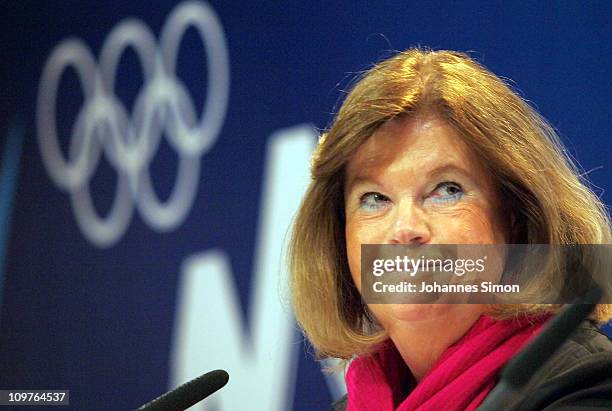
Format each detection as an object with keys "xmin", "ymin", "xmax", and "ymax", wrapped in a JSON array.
[
  {"xmin": 571, "ymin": 321, "xmax": 612, "ymax": 351},
  {"xmin": 511, "ymin": 321, "xmax": 612, "ymax": 410},
  {"xmin": 329, "ymin": 322, "xmax": 612, "ymax": 411},
  {"xmin": 534, "ymin": 320, "xmax": 612, "ymax": 378}
]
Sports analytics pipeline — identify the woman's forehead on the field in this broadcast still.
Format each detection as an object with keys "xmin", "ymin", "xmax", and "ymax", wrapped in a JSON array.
[{"xmin": 345, "ymin": 115, "xmax": 483, "ymax": 181}]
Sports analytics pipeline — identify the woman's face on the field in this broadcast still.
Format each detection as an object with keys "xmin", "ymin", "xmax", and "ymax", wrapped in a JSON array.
[{"xmin": 344, "ymin": 115, "xmax": 509, "ymax": 329}]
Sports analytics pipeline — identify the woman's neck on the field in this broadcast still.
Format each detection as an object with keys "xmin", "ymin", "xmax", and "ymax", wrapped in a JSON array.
[{"xmin": 388, "ymin": 304, "xmax": 486, "ymax": 381}]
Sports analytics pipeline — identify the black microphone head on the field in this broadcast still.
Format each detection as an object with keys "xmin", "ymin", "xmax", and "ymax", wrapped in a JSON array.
[{"xmin": 137, "ymin": 369, "xmax": 229, "ymax": 411}]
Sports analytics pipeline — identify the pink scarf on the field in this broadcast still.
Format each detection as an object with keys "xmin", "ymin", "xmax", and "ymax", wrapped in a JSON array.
[{"xmin": 346, "ymin": 315, "xmax": 550, "ymax": 411}]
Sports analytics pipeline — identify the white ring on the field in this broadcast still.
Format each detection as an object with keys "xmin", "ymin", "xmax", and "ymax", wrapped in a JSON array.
[{"xmin": 36, "ymin": 1, "xmax": 229, "ymax": 247}]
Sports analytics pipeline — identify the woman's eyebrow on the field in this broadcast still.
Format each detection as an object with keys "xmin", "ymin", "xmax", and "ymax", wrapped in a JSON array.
[
  {"xmin": 345, "ymin": 174, "xmax": 378, "ymax": 194},
  {"xmin": 346, "ymin": 163, "xmax": 473, "ymax": 192},
  {"xmin": 425, "ymin": 163, "xmax": 474, "ymax": 180}
]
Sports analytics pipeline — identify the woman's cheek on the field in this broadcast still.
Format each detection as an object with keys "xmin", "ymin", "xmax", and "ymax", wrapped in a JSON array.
[
  {"xmin": 346, "ymin": 216, "xmax": 388, "ymax": 290},
  {"xmin": 439, "ymin": 207, "xmax": 501, "ymax": 244},
  {"xmin": 345, "ymin": 222, "xmax": 362, "ymax": 290}
]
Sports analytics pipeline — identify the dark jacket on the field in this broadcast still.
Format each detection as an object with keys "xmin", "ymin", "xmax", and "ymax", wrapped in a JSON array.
[{"xmin": 331, "ymin": 322, "xmax": 612, "ymax": 410}]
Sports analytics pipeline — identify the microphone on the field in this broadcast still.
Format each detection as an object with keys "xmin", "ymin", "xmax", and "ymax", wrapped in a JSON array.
[
  {"xmin": 477, "ymin": 283, "xmax": 602, "ymax": 411},
  {"xmin": 136, "ymin": 369, "xmax": 229, "ymax": 411}
]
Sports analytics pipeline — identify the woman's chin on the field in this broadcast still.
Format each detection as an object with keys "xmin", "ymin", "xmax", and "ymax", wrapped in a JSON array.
[{"xmin": 372, "ymin": 303, "xmax": 456, "ymax": 325}]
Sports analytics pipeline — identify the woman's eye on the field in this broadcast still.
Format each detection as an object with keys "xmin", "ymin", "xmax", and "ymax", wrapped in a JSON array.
[
  {"xmin": 428, "ymin": 182, "xmax": 464, "ymax": 204},
  {"xmin": 359, "ymin": 192, "xmax": 390, "ymax": 211}
]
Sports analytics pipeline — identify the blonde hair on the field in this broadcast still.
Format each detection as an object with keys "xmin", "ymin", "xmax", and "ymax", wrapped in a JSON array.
[{"xmin": 289, "ymin": 49, "xmax": 612, "ymax": 359}]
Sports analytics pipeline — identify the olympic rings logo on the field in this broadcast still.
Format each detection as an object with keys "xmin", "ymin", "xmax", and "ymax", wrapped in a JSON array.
[{"xmin": 36, "ymin": 1, "xmax": 229, "ymax": 247}]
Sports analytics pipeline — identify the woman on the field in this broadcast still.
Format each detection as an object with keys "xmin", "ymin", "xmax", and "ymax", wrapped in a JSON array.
[{"xmin": 289, "ymin": 49, "xmax": 612, "ymax": 410}]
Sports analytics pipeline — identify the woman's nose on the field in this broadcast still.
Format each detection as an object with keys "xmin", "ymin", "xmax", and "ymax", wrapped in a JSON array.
[{"xmin": 388, "ymin": 199, "xmax": 431, "ymax": 245}]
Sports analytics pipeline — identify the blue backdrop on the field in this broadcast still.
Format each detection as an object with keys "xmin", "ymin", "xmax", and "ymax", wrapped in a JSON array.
[{"xmin": 1, "ymin": 1, "xmax": 611, "ymax": 409}]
